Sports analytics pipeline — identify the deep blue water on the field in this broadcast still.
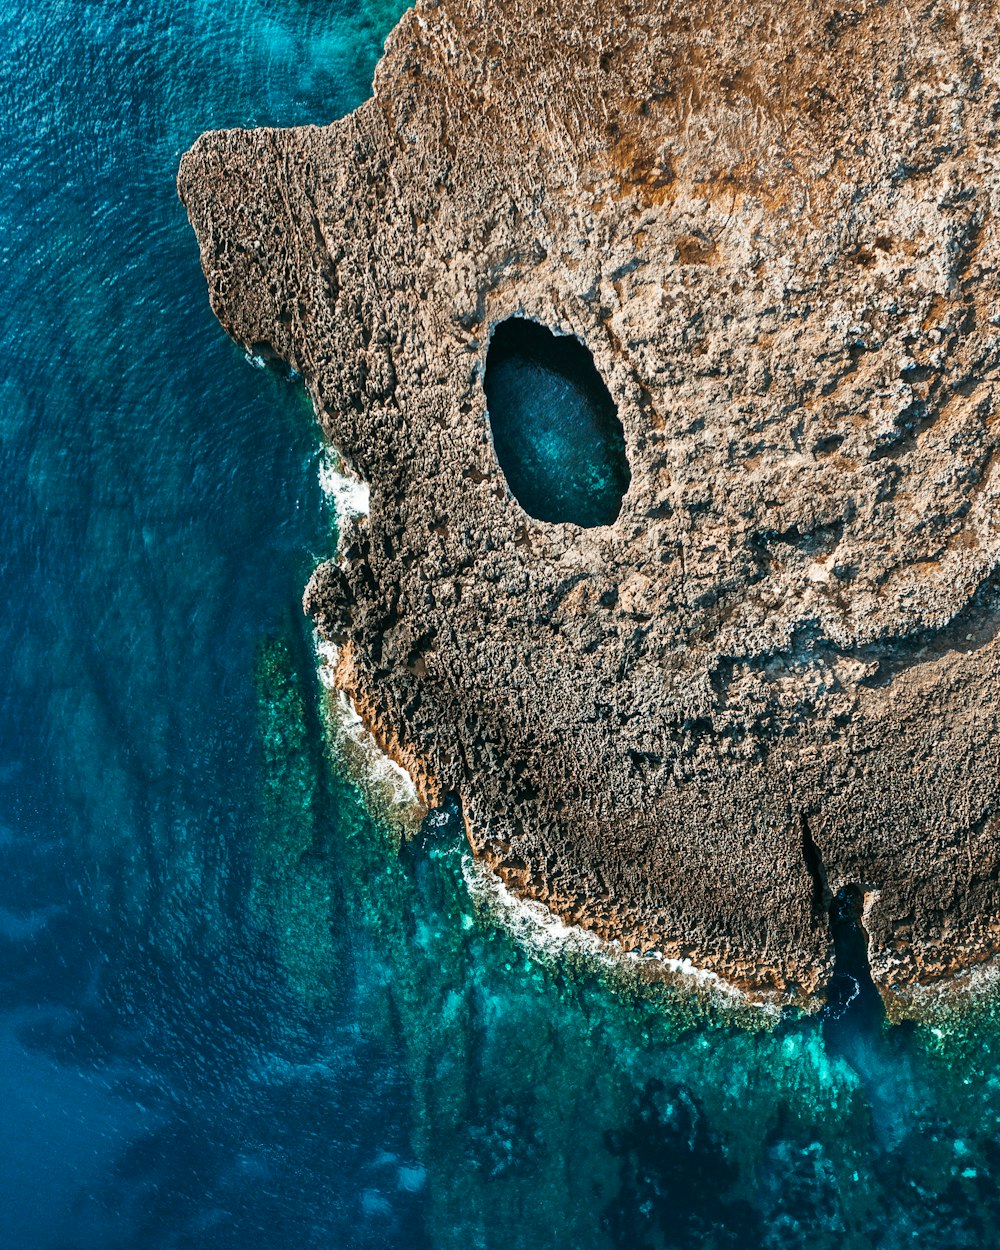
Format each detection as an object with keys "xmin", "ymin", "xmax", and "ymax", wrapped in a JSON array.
[{"xmin": 4, "ymin": 2, "xmax": 1000, "ymax": 1248}]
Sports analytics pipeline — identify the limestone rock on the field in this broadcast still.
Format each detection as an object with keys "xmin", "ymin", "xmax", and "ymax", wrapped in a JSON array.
[{"xmin": 179, "ymin": 0, "xmax": 1000, "ymax": 1006}]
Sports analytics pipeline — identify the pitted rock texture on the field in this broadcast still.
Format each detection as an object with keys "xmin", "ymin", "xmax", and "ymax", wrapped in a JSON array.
[{"xmin": 179, "ymin": 0, "xmax": 1000, "ymax": 1005}]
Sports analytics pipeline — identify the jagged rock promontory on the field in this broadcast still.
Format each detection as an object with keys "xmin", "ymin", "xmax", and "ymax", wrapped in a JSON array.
[{"xmin": 179, "ymin": 0, "xmax": 1000, "ymax": 1007}]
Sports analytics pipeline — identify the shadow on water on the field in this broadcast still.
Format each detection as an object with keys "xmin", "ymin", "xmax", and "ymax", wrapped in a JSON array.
[{"xmin": 5, "ymin": 0, "xmax": 1000, "ymax": 1230}]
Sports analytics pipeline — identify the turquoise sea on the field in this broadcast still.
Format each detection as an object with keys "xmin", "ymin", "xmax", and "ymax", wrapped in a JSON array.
[{"xmin": 3, "ymin": 1, "xmax": 1000, "ymax": 1246}]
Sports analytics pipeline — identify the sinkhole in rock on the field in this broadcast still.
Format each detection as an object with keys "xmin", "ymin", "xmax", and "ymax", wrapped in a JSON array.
[{"xmin": 483, "ymin": 317, "xmax": 630, "ymax": 527}]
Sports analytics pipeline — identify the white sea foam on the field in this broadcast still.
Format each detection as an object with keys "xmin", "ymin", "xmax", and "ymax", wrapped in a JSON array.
[
  {"xmin": 316, "ymin": 631, "xmax": 779, "ymax": 1016},
  {"xmin": 461, "ymin": 853, "xmax": 773, "ymax": 1012},
  {"xmin": 314, "ymin": 636, "xmax": 341, "ymax": 692},
  {"xmin": 309, "ymin": 507, "xmax": 771, "ymax": 1013},
  {"xmin": 902, "ymin": 956, "xmax": 1000, "ymax": 1012},
  {"xmin": 311, "ymin": 457, "xmax": 419, "ymax": 828},
  {"xmin": 318, "ymin": 447, "xmax": 370, "ymax": 520},
  {"xmin": 314, "ymin": 634, "xmax": 419, "ymax": 810}
]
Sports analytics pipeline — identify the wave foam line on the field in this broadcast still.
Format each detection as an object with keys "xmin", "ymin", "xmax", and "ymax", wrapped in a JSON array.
[
  {"xmin": 318, "ymin": 447, "xmax": 370, "ymax": 520},
  {"xmin": 461, "ymin": 853, "xmax": 777, "ymax": 1015},
  {"xmin": 315, "ymin": 635, "xmax": 419, "ymax": 811}
]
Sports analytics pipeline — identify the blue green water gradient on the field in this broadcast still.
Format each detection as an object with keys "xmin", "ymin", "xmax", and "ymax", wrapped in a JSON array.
[{"xmin": 3, "ymin": 1, "xmax": 1000, "ymax": 1247}]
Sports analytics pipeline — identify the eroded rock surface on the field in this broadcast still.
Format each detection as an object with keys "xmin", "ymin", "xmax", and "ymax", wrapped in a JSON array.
[{"xmin": 179, "ymin": 0, "xmax": 1000, "ymax": 1005}]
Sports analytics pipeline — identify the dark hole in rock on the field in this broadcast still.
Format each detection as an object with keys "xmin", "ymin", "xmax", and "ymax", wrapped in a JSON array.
[
  {"xmin": 483, "ymin": 317, "xmax": 631, "ymax": 527},
  {"xmin": 822, "ymin": 885, "xmax": 885, "ymax": 1051}
]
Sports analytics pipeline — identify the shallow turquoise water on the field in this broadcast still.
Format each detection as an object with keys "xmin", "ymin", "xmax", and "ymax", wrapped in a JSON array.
[{"xmin": 3, "ymin": 1, "xmax": 1000, "ymax": 1247}]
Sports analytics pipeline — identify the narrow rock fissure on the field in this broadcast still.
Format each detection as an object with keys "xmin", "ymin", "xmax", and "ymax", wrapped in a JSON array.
[
  {"xmin": 822, "ymin": 884, "xmax": 885, "ymax": 1044},
  {"xmin": 801, "ymin": 822, "xmax": 884, "ymax": 1038},
  {"xmin": 801, "ymin": 815, "xmax": 829, "ymax": 920}
]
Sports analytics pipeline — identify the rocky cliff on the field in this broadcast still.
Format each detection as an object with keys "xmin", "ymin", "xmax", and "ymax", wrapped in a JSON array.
[{"xmin": 179, "ymin": 0, "xmax": 1000, "ymax": 1007}]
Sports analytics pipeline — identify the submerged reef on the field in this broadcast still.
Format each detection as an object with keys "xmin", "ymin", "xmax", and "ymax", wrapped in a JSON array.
[{"xmin": 180, "ymin": 0, "xmax": 1000, "ymax": 1009}]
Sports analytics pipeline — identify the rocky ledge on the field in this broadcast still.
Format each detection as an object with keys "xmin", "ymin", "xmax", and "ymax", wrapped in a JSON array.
[{"xmin": 179, "ymin": 0, "xmax": 1000, "ymax": 1008}]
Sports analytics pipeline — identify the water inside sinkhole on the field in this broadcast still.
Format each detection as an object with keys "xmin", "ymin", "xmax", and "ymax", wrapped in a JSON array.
[{"xmin": 484, "ymin": 317, "xmax": 630, "ymax": 526}]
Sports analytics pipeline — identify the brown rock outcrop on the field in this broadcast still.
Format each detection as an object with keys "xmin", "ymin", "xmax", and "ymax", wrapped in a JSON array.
[{"xmin": 179, "ymin": 0, "xmax": 1000, "ymax": 1006}]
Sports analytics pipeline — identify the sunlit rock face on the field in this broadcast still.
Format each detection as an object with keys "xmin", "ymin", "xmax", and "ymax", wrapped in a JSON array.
[{"xmin": 179, "ymin": 0, "xmax": 1000, "ymax": 1007}]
